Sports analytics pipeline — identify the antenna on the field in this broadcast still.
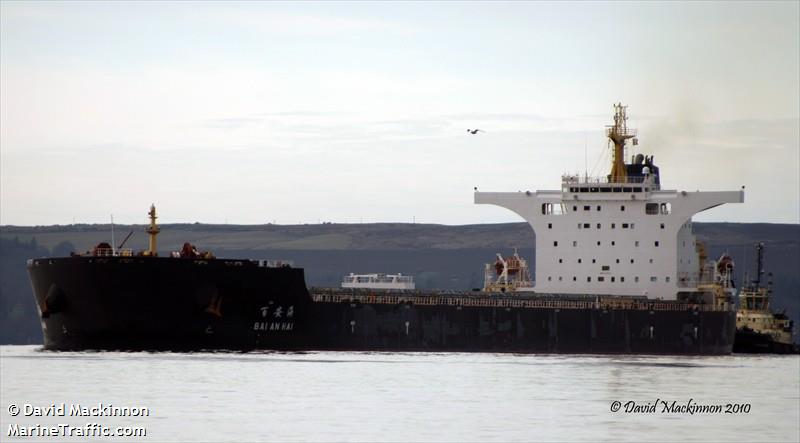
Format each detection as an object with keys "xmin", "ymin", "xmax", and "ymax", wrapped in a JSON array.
[
  {"xmin": 741, "ymin": 245, "xmax": 748, "ymax": 288},
  {"xmin": 584, "ymin": 132, "xmax": 588, "ymax": 180},
  {"xmin": 111, "ymin": 214, "xmax": 116, "ymax": 256},
  {"xmin": 753, "ymin": 242, "xmax": 765, "ymax": 288}
]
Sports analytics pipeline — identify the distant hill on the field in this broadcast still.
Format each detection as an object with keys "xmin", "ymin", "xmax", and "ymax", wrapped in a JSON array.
[
  {"xmin": 1, "ymin": 222, "xmax": 798, "ymax": 344},
  {"xmin": 0, "ymin": 222, "xmax": 538, "ymax": 251}
]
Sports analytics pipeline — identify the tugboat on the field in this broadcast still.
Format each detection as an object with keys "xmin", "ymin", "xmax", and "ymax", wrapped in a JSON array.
[{"xmin": 734, "ymin": 243, "xmax": 799, "ymax": 354}]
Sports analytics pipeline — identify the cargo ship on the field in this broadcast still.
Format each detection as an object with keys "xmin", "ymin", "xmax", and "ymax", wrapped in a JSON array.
[
  {"xmin": 27, "ymin": 104, "xmax": 745, "ymax": 353},
  {"xmin": 733, "ymin": 243, "xmax": 799, "ymax": 354}
]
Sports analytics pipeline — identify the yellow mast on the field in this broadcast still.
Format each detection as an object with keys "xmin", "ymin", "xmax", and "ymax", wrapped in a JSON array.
[
  {"xmin": 605, "ymin": 103, "xmax": 637, "ymax": 183},
  {"xmin": 146, "ymin": 204, "xmax": 160, "ymax": 256}
]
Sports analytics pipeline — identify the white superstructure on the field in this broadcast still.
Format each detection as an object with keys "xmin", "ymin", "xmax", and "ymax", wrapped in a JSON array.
[
  {"xmin": 341, "ymin": 273, "xmax": 415, "ymax": 290},
  {"xmin": 475, "ymin": 104, "xmax": 744, "ymax": 300}
]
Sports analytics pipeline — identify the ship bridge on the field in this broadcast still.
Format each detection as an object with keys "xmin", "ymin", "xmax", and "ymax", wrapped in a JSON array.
[{"xmin": 474, "ymin": 104, "xmax": 744, "ymax": 301}]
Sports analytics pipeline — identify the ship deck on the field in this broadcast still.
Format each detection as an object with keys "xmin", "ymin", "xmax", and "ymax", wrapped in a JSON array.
[{"xmin": 309, "ymin": 288, "xmax": 728, "ymax": 312}]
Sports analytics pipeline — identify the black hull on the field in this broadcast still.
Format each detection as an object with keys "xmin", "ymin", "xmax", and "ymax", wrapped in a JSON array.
[
  {"xmin": 28, "ymin": 257, "xmax": 736, "ymax": 354},
  {"xmin": 733, "ymin": 328, "xmax": 799, "ymax": 354}
]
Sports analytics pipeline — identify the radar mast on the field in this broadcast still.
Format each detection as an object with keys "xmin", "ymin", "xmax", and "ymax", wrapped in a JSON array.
[
  {"xmin": 146, "ymin": 204, "xmax": 160, "ymax": 256},
  {"xmin": 606, "ymin": 103, "xmax": 637, "ymax": 183}
]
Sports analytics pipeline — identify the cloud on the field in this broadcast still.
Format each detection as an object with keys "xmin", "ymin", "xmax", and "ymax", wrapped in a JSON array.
[{"xmin": 199, "ymin": 117, "xmax": 264, "ymax": 130}]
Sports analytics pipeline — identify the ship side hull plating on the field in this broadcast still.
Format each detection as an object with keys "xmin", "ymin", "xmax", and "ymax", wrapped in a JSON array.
[
  {"xmin": 28, "ymin": 257, "xmax": 312, "ymax": 351},
  {"xmin": 733, "ymin": 328, "xmax": 799, "ymax": 354},
  {"xmin": 315, "ymin": 302, "xmax": 734, "ymax": 354},
  {"xmin": 28, "ymin": 257, "xmax": 735, "ymax": 354}
]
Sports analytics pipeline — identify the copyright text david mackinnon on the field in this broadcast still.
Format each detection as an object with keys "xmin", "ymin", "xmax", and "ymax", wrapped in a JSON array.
[
  {"xmin": 609, "ymin": 398, "xmax": 751, "ymax": 414},
  {"xmin": 10, "ymin": 402, "xmax": 150, "ymax": 417}
]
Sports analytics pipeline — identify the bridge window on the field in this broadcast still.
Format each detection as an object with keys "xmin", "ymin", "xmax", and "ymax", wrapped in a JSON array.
[
  {"xmin": 646, "ymin": 203, "xmax": 671, "ymax": 215},
  {"xmin": 542, "ymin": 203, "xmax": 564, "ymax": 215}
]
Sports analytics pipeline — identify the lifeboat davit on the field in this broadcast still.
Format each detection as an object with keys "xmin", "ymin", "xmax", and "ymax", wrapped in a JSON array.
[{"xmin": 717, "ymin": 254, "xmax": 734, "ymax": 274}]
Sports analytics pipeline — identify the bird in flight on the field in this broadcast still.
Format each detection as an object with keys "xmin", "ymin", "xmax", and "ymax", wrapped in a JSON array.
[{"xmin": 467, "ymin": 129, "xmax": 485, "ymax": 134}]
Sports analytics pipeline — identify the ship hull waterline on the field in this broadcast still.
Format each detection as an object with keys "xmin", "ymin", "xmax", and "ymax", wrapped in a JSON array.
[
  {"xmin": 733, "ymin": 328, "xmax": 799, "ymax": 354},
  {"xmin": 28, "ymin": 257, "xmax": 736, "ymax": 354}
]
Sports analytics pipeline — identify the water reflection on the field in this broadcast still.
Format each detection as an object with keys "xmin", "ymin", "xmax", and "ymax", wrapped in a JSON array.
[{"xmin": 1, "ymin": 346, "xmax": 798, "ymax": 442}]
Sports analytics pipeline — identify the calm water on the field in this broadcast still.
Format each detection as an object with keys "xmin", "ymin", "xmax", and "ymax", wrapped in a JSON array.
[{"xmin": 1, "ymin": 346, "xmax": 798, "ymax": 442}]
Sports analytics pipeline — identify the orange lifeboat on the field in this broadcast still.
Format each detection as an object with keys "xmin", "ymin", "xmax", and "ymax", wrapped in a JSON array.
[{"xmin": 494, "ymin": 259, "xmax": 504, "ymax": 275}]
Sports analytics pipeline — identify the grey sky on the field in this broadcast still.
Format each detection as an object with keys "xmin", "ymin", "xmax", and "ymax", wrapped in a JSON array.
[{"xmin": 1, "ymin": 1, "xmax": 798, "ymax": 225}]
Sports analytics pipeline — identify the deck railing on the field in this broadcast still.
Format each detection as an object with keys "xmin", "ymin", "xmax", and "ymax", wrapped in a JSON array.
[
  {"xmin": 561, "ymin": 174, "xmax": 658, "ymax": 187},
  {"xmin": 309, "ymin": 289, "xmax": 727, "ymax": 312},
  {"xmin": 91, "ymin": 248, "xmax": 134, "ymax": 257}
]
